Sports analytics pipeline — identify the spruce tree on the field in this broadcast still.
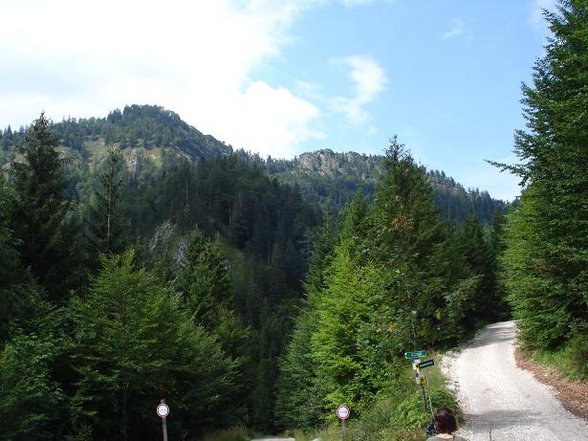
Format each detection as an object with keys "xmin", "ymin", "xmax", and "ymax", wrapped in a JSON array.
[
  {"xmin": 369, "ymin": 139, "xmax": 450, "ymax": 347},
  {"xmin": 87, "ymin": 146, "xmax": 126, "ymax": 259},
  {"xmin": 498, "ymin": 0, "xmax": 588, "ymax": 350},
  {"xmin": 9, "ymin": 113, "xmax": 80, "ymax": 300},
  {"xmin": 69, "ymin": 251, "xmax": 238, "ymax": 440}
]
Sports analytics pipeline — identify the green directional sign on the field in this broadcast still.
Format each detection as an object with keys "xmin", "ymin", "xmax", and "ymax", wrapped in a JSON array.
[
  {"xmin": 404, "ymin": 350, "xmax": 427, "ymax": 359},
  {"xmin": 417, "ymin": 359, "xmax": 435, "ymax": 369}
]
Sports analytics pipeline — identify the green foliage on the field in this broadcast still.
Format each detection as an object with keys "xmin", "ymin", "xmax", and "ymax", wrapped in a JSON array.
[
  {"xmin": 260, "ymin": 148, "xmax": 507, "ymax": 224},
  {"xmin": 86, "ymin": 146, "xmax": 127, "ymax": 258},
  {"xmin": 8, "ymin": 113, "xmax": 83, "ymax": 300},
  {"xmin": 0, "ymin": 178, "xmax": 29, "ymax": 343},
  {"xmin": 499, "ymin": 0, "xmax": 588, "ymax": 352},
  {"xmin": 282, "ymin": 362, "xmax": 458, "ymax": 441},
  {"xmin": 51, "ymin": 105, "xmax": 232, "ymax": 160},
  {"xmin": 0, "ymin": 107, "xmax": 507, "ymax": 439},
  {"xmin": 69, "ymin": 250, "xmax": 238, "ymax": 440},
  {"xmin": 275, "ymin": 306, "xmax": 326, "ymax": 430},
  {"xmin": 0, "ymin": 333, "xmax": 65, "ymax": 440},
  {"xmin": 567, "ymin": 333, "xmax": 588, "ymax": 379},
  {"xmin": 0, "ymin": 301, "xmax": 70, "ymax": 441},
  {"xmin": 311, "ymin": 256, "xmax": 392, "ymax": 414},
  {"xmin": 531, "ymin": 332, "xmax": 588, "ymax": 381},
  {"xmin": 277, "ymin": 139, "xmax": 488, "ymax": 434}
]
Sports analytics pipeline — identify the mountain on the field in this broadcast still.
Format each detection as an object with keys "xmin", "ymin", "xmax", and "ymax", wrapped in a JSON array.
[
  {"xmin": 0, "ymin": 105, "xmax": 506, "ymax": 223},
  {"xmin": 259, "ymin": 149, "xmax": 506, "ymax": 224},
  {"xmin": 54, "ymin": 104, "xmax": 232, "ymax": 160}
]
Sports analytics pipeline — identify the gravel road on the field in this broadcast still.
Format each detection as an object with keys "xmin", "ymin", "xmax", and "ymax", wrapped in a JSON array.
[{"xmin": 443, "ymin": 321, "xmax": 588, "ymax": 441}]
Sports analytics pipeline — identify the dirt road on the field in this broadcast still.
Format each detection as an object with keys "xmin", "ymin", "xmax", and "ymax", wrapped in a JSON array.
[{"xmin": 443, "ymin": 321, "xmax": 588, "ymax": 441}]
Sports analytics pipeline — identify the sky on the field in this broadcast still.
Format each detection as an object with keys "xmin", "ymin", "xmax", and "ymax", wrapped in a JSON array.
[{"xmin": 0, "ymin": 0, "xmax": 558, "ymax": 201}]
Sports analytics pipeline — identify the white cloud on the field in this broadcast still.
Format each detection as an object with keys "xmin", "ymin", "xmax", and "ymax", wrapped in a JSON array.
[
  {"xmin": 339, "ymin": 0, "xmax": 376, "ymax": 6},
  {"xmin": 442, "ymin": 18, "xmax": 473, "ymax": 42},
  {"xmin": 443, "ymin": 19, "xmax": 465, "ymax": 39},
  {"xmin": 0, "ymin": 0, "xmax": 324, "ymax": 156},
  {"xmin": 203, "ymin": 80, "xmax": 322, "ymax": 158},
  {"xmin": 331, "ymin": 56, "xmax": 387, "ymax": 125}
]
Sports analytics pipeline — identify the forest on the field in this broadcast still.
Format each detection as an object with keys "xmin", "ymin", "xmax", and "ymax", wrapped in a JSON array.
[{"xmin": 0, "ymin": 1, "xmax": 586, "ymax": 440}]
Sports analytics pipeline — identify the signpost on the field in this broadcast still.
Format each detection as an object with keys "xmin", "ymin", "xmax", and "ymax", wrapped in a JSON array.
[
  {"xmin": 404, "ymin": 350, "xmax": 427, "ymax": 359},
  {"xmin": 157, "ymin": 399, "xmax": 170, "ymax": 441},
  {"xmin": 336, "ymin": 404, "xmax": 350, "ymax": 437},
  {"xmin": 404, "ymin": 350, "xmax": 435, "ymax": 414},
  {"xmin": 418, "ymin": 359, "xmax": 435, "ymax": 369}
]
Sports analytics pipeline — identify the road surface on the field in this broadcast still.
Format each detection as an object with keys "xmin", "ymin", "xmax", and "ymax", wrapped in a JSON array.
[{"xmin": 443, "ymin": 321, "xmax": 588, "ymax": 441}]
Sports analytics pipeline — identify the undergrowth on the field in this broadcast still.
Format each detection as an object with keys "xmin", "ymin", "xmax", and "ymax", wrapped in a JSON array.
[
  {"xmin": 532, "ymin": 334, "xmax": 588, "ymax": 380},
  {"xmin": 282, "ymin": 353, "xmax": 459, "ymax": 441}
]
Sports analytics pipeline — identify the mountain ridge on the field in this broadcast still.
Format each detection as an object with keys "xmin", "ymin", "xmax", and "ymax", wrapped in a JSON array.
[{"xmin": 0, "ymin": 104, "xmax": 507, "ymax": 223}]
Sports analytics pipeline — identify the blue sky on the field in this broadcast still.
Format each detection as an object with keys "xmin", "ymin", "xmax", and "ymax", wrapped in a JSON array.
[{"xmin": 0, "ymin": 0, "xmax": 557, "ymax": 200}]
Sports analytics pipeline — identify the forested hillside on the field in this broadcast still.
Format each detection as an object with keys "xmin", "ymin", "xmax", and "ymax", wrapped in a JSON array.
[
  {"xmin": 0, "ymin": 105, "xmax": 506, "ymax": 227},
  {"xmin": 1, "ymin": 2, "xmax": 586, "ymax": 434},
  {"xmin": 275, "ymin": 140, "xmax": 507, "ymax": 433},
  {"xmin": 239, "ymin": 148, "xmax": 506, "ymax": 224},
  {"xmin": 0, "ymin": 112, "xmax": 322, "ymax": 439},
  {"xmin": 0, "ymin": 108, "xmax": 508, "ymax": 440}
]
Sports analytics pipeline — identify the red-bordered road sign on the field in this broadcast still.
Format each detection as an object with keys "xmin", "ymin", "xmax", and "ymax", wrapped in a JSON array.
[
  {"xmin": 157, "ymin": 402, "xmax": 170, "ymax": 419},
  {"xmin": 336, "ymin": 404, "xmax": 350, "ymax": 420}
]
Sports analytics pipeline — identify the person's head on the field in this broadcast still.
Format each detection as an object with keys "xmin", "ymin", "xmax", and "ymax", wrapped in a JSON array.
[{"xmin": 433, "ymin": 407, "xmax": 457, "ymax": 434}]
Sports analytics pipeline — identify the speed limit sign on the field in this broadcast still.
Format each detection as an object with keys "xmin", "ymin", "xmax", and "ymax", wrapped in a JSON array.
[
  {"xmin": 156, "ymin": 400, "xmax": 170, "ymax": 441},
  {"xmin": 336, "ymin": 404, "xmax": 350, "ymax": 420},
  {"xmin": 157, "ymin": 401, "xmax": 170, "ymax": 419}
]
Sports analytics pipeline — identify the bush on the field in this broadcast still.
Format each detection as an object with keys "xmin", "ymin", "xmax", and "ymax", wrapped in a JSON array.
[
  {"xmin": 567, "ymin": 333, "xmax": 588, "ymax": 379},
  {"xmin": 394, "ymin": 388, "xmax": 458, "ymax": 431}
]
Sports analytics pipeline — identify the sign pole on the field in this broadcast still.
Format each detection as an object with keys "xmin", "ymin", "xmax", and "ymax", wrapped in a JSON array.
[
  {"xmin": 156, "ymin": 399, "xmax": 170, "ymax": 441},
  {"xmin": 336, "ymin": 404, "xmax": 350, "ymax": 439},
  {"xmin": 162, "ymin": 417, "xmax": 168, "ymax": 441}
]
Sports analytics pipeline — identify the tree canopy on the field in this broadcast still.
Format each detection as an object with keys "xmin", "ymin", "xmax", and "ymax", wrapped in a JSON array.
[{"xmin": 498, "ymin": 0, "xmax": 588, "ymax": 358}]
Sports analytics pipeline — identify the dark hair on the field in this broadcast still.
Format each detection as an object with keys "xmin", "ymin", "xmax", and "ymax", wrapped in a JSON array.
[{"xmin": 434, "ymin": 407, "xmax": 457, "ymax": 434}]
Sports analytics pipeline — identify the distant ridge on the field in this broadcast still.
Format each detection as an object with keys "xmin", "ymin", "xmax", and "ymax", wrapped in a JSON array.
[{"xmin": 0, "ymin": 104, "xmax": 507, "ymax": 223}]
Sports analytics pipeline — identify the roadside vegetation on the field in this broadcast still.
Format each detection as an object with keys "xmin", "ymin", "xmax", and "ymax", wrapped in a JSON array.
[{"xmin": 0, "ymin": 2, "xmax": 585, "ymax": 439}]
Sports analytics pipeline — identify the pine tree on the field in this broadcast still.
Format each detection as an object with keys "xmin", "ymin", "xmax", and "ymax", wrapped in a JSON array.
[
  {"xmin": 0, "ymin": 179, "xmax": 24, "ymax": 342},
  {"xmin": 9, "ymin": 113, "xmax": 81, "ymax": 300},
  {"xmin": 0, "ymin": 301, "xmax": 69, "ymax": 441},
  {"xmin": 69, "ymin": 250, "xmax": 238, "ymax": 440},
  {"xmin": 172, "ymin": 229, "xmax": 250, "ymax": 422},
  {"xmin": 369, "ymin": 139, "xmax": 450, "ymax": 347},
  {"xmin": 87, "ymin": 147, "xmax": 126, "ymax": 258},
  {"xmin": 498, "ymin": 0, "xmax": 588, "ymax": 350}
]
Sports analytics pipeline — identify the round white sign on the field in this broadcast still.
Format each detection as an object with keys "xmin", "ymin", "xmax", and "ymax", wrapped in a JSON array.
[
  {"xmin": 336, "ymin": 404, "xmax": 350, "ymax": 420},
  {"xmin": 157, "ymin": 403, "xmax": 170, "ymax": 418}
]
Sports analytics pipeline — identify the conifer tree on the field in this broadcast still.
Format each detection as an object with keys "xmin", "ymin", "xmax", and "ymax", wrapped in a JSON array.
[
  {"xmin": 87, "ymin": 147, "xmax": 126, "ymax": 258},
  {"xmin": 369, "ymin": 139, "xmax": 451, "ymax": 347},
  {"xmin": 172, "ymin": 229, "xmax": 249, "ymax": 422},
  {"xmin": 0, "ymin": 180, "xmax": 24, "ymax": 342},
  {"xmin": 69, "ymin": 250, "xmax": 237, "ymax": 440},
  {"xmin": 9, "ymin": 113, "xmax": 80, "ymax": 300},
  {"xmin": 498, "ymin": 0, "xmax": 588, "ymax": 350}
]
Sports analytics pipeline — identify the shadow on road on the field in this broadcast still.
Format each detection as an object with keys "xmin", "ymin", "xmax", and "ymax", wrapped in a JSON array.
[
  {"xmin": 463, "ymin": 409, "xmax": 542, "ymax": 432},
  {"xmin": 465, "ymin": 322, "xmax": 515, "ymax": 349}
]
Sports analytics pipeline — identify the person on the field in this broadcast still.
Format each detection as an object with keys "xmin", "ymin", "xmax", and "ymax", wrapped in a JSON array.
[{"xmin": 426, "ymin": 407, "xmax": 468, "ymax": 441}]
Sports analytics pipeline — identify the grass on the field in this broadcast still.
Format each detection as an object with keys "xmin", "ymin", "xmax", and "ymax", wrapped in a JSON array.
[{"xmin": 533, "ymin": 336, "xmax": 588, "ymax": 381}]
